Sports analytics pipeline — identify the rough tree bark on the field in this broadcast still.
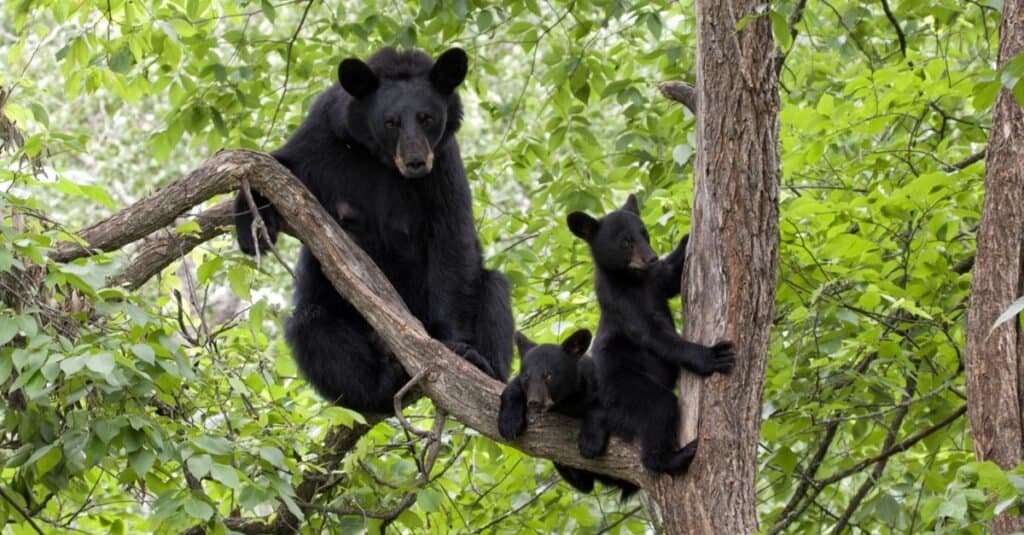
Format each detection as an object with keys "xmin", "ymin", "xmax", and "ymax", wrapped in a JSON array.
[
  {"xmin": 964, "ymin": 1, "xmax": 1024, "ymax": 533},
  {"xmin": 654, "ymin": 1, "xmax": 780, "ymax": 533}
]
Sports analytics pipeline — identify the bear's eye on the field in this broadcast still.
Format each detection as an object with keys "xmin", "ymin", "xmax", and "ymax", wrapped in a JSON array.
[
  {"xmin": 384, "ymin": 118, "xmax": 399, "ymax": 129},
  {"xmin": 417, "ymin": 113, "xmax": 433, "ymax": 124},
  {"xmin": 543, "ymin": 372, "xmax": 552, "ymax": 382},
  {"xmin": 623, "ymin": 238, "xmax": 633, "ymax": 249}
]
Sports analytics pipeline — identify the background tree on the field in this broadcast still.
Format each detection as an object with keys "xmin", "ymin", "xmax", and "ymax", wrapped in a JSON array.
[
  {"xmin": 964, "ymin": 0, "xmax": 1024, "ymax": 533},
  {"xmin": 0, "ymin": 1, "xmax": 1021, "ymax": 533}
]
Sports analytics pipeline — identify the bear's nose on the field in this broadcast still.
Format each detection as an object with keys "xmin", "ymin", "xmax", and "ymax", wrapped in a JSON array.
[{"xmin": 405, "ymin": 158, "xmax": 426, "ymax": 172}]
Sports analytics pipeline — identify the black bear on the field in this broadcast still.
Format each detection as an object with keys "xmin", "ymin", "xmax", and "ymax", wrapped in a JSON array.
[
  {"xmin": 566, "ymin": 194, "xmax": 735, "ymax": 474},
  {"xmin": 234, "ymin": 47, "xmax": 514, "ymax": 413},
  {"xmin": 498, "ymin": 330, "xmax": 638, "ymax": 499}
]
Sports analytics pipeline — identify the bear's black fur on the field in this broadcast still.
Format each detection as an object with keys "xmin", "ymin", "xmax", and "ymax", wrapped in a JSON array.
[
  {"xmin": 234, "ymin": 47, "xmax": 514, "ymax": 413},
  {"xmin": 567, "ymin": 194, "xmax": 735, "ymax": 474},
  {"xmin": 498, "ymin": 330, "xmax": 639, "ymax": 499}
]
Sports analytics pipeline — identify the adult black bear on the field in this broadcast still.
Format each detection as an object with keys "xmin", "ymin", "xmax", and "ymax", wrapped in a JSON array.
[
  {"xmin": 498, "ymin": 330, "xmax": 638, "ymax": 499},
  {"xmin": 234, "ymin": 47, "xmax": 514, "ymax": 413},
  {"xmin": 567, "ymin": 194, "xmax": 735, "ymax": 474}
]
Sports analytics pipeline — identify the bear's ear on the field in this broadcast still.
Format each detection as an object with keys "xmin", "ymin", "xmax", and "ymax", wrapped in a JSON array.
[
  {"xmin": 430, "ymin": 48, "xmax": 468, "ymax": 94},
  {"xmin": 622, "ymin": 194, "xmax": 641, "ymax": 215},
  {"xmin": 338, "ymin": 58, "xmax": 379, "ymax": 99},
  {"xmin": 561, "ymin": 329, "xmax": 592, "ymax": 359},
  {"xmin": 567, "ymin": 212, "xmax": 600, "ymax": 241},
  {"xmin": 514, "ymin": 331, "xmax": 537, "ymax": 359}
]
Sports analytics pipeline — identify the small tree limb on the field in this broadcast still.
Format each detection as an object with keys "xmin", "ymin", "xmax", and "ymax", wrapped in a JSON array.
[{"xmin": 658, "ymin": 81, "xmax": 698, "ymax": 115}]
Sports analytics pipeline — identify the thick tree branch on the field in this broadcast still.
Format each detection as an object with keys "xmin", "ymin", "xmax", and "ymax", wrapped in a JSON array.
[
  {"xmin": 658, "ymin": 81, "xmax": 697, "ymax": 115},
  {"xmin": 50, "ymin": 151, "xmax": 284, "ymax": 262},
  {"xmin": 56, "ymin": 149, "xmax": 645, "ymax": 486},
  {"xmin": 110, "ymin": 201, "xmax": 233, "ymax": 290}
]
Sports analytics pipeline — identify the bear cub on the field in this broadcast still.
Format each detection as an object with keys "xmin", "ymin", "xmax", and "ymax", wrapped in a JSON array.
[
  {"xmin": 498, "ymin": 330, "xmax": 638, "ymax": 499},
  {"xmin": 567, "ymin": 194, "xmax": 735, "ymax": 474},
  {"xmin": 234, "ymin": 47, "xmax": 514, "ymax": 413}
]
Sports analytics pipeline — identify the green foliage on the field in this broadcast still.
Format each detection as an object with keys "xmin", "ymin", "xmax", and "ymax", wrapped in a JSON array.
[{"xmin": 0, "ymin": 0, "xmax": 1014, "ymax": 533}]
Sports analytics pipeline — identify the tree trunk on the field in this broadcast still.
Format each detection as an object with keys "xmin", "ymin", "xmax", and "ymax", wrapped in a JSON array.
[
  {"xmin": 651, "ymin": 1, "xmax": 780, "ymax": 533},
  {"xmin": 964, "ymin": 1, "xmax": 1024, "ymax": 533}
]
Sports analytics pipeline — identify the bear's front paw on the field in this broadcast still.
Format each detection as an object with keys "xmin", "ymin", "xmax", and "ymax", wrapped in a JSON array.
[
  {"xmin": 236, "ymin": 214, "xmax": 280, "ymax": 256},
  {"xmin": 578, "ymin": 428, "xmax": 609, "ymax": 459},
  {"xmin": 708, "ymin": 341, "xmax": 736, "ymax": 375},
  {"xmin": 498, "ymin": 407, "xmax": 526, "ymax": 439},
  {"xmin": 666, "ymin": 439, "xmax": 699, "ymax": 475},
  {"xmin": 445, "ymin": 342, "xmax": 497, "ymax": 379}
]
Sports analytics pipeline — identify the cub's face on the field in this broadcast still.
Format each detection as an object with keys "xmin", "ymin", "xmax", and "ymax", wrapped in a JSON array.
[
  {"xmin": 567, "ymin": 194, "xmax": 659, "ymax": 273},
  {"xmin": 514, "ymin": 330, "xmax": 591, "ymax": 410},
  {"xmin": 338, "ymin": 48, "xmax": 468, "ymax": 179}
]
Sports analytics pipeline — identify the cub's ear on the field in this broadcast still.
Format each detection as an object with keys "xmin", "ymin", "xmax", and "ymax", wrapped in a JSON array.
[
  {"xmin": 514, "ymin": 331, "xmax": 537, "ymax": 359},
  {"xmin": 622, "ymin": 193, "xmax": 640, "ymax": 215},
  {"xmin": 561, "ymin": 329, "xmax": 592, "ymax": 359},
  {"xmin": 430, "ymin": 47, "xmax": 468, "ymax": 94},
  {"xmin": 567, "ymin": 212, "xmax": 600, "ymax": 241},
  {"xmin": 338, "ymin": 58, "xmax": 379, "ymax": 99}
]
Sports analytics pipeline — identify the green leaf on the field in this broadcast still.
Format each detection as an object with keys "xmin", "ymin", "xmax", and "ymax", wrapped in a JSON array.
[
  {"xmin": 60, "ymin": 355, "xmax": 87, "ymax": 375},
  {"xmin": 417, "ymin": 489, "xmax": 443, "ymax": 512},
  {"xmin": 227, "ymin": 265, "xmax": 251, "ymax": 301},
  {"xmin": 187, "ymin": 454, "xmax": 213, "ymax": 478},
  {"xmin": 129, "ymin": 449, "xmax": 156, "ymax": 477},
  {"xmin": 174, "ymin": 220, "xmax": 202, "ymax": 237},
  {"xmin": 192, "ymin": 436, "xmax": 232, "ymax": 456},
  {"xmin": 260, "ymin": 0, "xmax": 276, "ymax": 22},
  {"xmin": 259, "ymin": 446, "xmax": 285, "ymax": 469},
  {"xmin": 770, "ymin": 11, "xmax": 792, "ymax": 50},
  {"xmin": 936, "ymin": 493, "xmax": 967, "ymax": 520},
  {"xmin": 184, "ymin": 497, "xmax": 214, "ymax": 520},
  {"xmin": 210, "ymin": 463, "xmax": 241, "ymax": 489},
  {"xmin": 131, "ymin": 343, "xmax": 155, "ymax": 364},
  {"xmin": 86, "ymin": 352, "xmax": 116, "ymax": 375},
  {"xmin": 0, "ymin": 320, "xmax": 18, "ymax": 346}
]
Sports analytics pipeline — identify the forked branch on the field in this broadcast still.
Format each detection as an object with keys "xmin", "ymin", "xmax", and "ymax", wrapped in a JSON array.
[{"xmin": 53, "ymin": 148, "xmax": 646, "ymax": 485}]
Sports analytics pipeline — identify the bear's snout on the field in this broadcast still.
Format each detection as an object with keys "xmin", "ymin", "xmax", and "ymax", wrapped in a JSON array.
[{"xmin": 395, "ymin": 134, "xmax": 434, "ymax": 178}]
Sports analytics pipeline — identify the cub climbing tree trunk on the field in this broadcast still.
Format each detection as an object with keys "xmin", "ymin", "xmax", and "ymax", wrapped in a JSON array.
[
  {"xmin": 964, "ymin": 1, "xmax": 1024, "ymax": 534},
  {"xmin": 652, "ymin": 0, "xmax": 780, "ymax": 533}
]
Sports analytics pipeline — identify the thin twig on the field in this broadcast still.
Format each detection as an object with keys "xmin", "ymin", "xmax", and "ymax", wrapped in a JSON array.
[
  {"xmin": 0, "ymin": 486, "xmax": 45, "ymax": 535},
  {"xmin": 470, "ymin": 478, "xmax": 560, "ymax": 534},
  {"xmin": 879, "ymin": 0, "xmax": 907, "ymax": 58},
  {"xmin": 239, "ymin": 179, "xmax": 295, "ymax": 279},
  {"xmin": 264, "ymin": 0, "xmax": 316, "ymax": 146},
  {"xmin": 394, "ymin": 368, "xmax": 432, "ymax": 438},
  {"xmin": 943, "ymin": 149, "xmax": 987, "ymax": 172}
]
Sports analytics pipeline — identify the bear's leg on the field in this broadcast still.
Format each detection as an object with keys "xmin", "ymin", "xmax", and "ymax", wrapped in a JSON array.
[
  {"xmin": 639, "ymin": 392, "xmax": 697, "ymax": 475},
  {"xmin": 470, "ymin": 269, "xmax": 515, "ymax": 381},
  {"xmin": 498, "ymin": 377, "xmax": 528, "ymax": 439},
  {"xmin": 578, "ymin": 406, "xmax": 611, "ymax": 458},
  {"xmin": 285, "ymin": 303, "xmax": 409, "ymax": 414},
  {"xmin": 553, "ymin": 463, "xmax": 596, "ymax": 493}
]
